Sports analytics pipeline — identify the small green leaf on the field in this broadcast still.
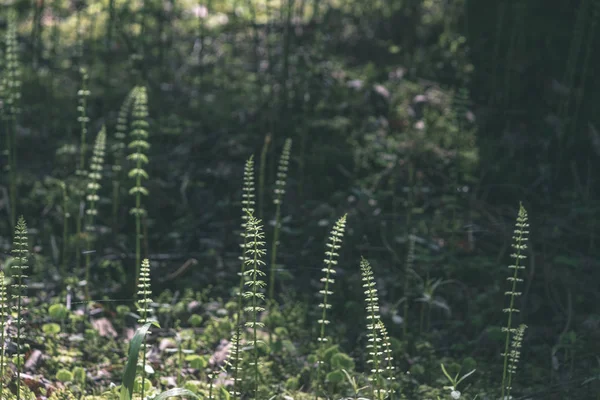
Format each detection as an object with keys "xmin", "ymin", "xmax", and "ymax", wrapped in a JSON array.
[
  {"xmin": 440, "ymin": 363, "xmax": 454, "ymax": 384},
  {"xmin": 42, "ymin": 323, "xmax": 61, "ymax": 335},
  {"xmin": 56, "ymin": 369, "xmax": 73, "ymax": 382},
  {"xmin": 456, "ymin": 369, "xmax": 476, "ymax": 387},
  {"xmin": 49, "ymin": 304, "xmax": 68, "ymax": 320}
]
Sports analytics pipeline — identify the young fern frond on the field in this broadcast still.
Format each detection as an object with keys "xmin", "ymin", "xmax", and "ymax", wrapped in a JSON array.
[
  {"xmin": 268, "ymin": 138, "xmax": 292, "ymax": 302},
  {"xmin": 11, "ymin": 216, "xmax": 29, "ymax": 400},
  {"xmin": 242, "ymin": 213, "xmax": 267, "ymax": 399},
  {"xmin": 112, "ymin": 88, "xmax": 136, "ymax": 233},
  {"xmin": 128, "ymin": 86, "xmax": 150, "ymax": 290},
  {"xmin": 137, "ymin": 259, "xmax": 153, "ymax": 400},
  {"xmin": 500, "ymin": 203, "xmax": 529, "ymax": 400},
  {"xmin": 2, "ymin": 8, "xmax": 21, "ymax": 229},
  {"xmin": 361, "ymin": 257, "xmax": 384, "ymax": 400},
  {"xmin": 84, "ymin": 126, "xmax": 106, "ymax": 301},
  {"xmin": 315, "ymin": 214, "xmax": 347, "ymax": 397},
  {"xmin": 506, "ymin": 323, "xmax": 527, "ymax": 399},
  {"xmin": 0, "ymin": 271, "xmax": 7, "ymax": 396}
]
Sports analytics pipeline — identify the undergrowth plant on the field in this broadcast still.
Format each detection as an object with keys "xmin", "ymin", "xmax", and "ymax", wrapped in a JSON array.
[
  {"xmin": 0, "ymin": 271, "xmax": 7, "ymax": 396},
  {"xmin": 506, "ymin": 323, "xmax": 527, "ymax": 399},
  {"xmin": 128, "ymin": 86, "xmax": 150, "ymax": 289},
  {"xmin": 11, "ymin": 216, "xmax": 29, "ymax": 400},
  {"xmin": 403, "ymin": 230, "xmax": 415, "ymax": 338},
  {"xmin": 75, "ymin": 68, "xmax": 91, "ymax": 273},
  {"xmin": 379, "ymin": 321, "xmax": 396, "ymax": 397},
  {"xmin": 231, "ymin": 157, "xmax": 256, "ymax": 400},
  {"xmin": 84, "ymin": 126, "xmax": 106, "ymax": 300},
  {"xmin": 2, "ymin": 8, "xmax": 21, "ymax": 229},
  {"xmin": 360, "ymin": 257, "xmax": 385, "ymax": 400},
  {"xmin": 268, "ymin": 137, "xmax": 292, "ymax": 302},
  {"xmin": 315, "ymin": 214, "xmax": 347, "ymax": 398},
  {"xmin": 137, "ymin": 259, "xmax": 153, "ymax": 400},
  {"xmin": 112, "ymin": 88, "xmax": 136, "ymax": 233},
  {"xmin": 500, "ymin": 203, "xmax": 529, "ymax": 400},
  {"xmin": 258, "ymin": 133, "xmax": 271, "ymax": 219},
  {"xmin": 60, "ymin": 181, "xmax": 69, "ymax": 278},
  {"xmin": 237, "ymin": 156, "xmax": 256, "ymax": 323},
  {"xmin": 243, "ymin": 213, "xmax": 267, "ymax": 399},
  {"xmin": 228, "ymin": 329, "xmax": 244, "ymax": 400}
]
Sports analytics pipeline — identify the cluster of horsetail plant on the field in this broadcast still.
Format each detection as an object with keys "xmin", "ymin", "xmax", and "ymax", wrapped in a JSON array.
[
  {"xmin": 500, "ymin": 202, "xmax": 529, "ymax": 400},
  {"xmin": 2, "ymin": 8, "xmax": 21, "ymax": 229},
  {"xmin": 112, "ymin": 89, "xmax": 136, "ymax": 233},
  {"xmin": 268, "ymin": 137, "xmax": 292, "ymax": 301},
  {"xmin": 242, "ymin": 213, "xmax": 267, "ymax": 399},
  {"xmin": 0, "ymin": 271, "xmax": 7, "ymax": 396},
  {"xmin": 361, "ymin": 257, "xmax": 385, "ymax": 400},
  {"xmin": 84, "ymin": 126, "xmax": 107, "ymax": 300},
  {"xmin": 315, "ymin": 214, "xmax": 347, "ymax": 397},
  {"xmin": 137, "ymin": 259, "xmax": 153, "ymax": 400},
  {"xmin": 75, "ymin": 68, "xmax": 91, "ymax": 272},
  {"xmin": 128, "ymin": 86, "xmax": 150, "ymax": 289},
  {"xmin": 12, "ymin": 216, "xmax": 29, "ymax": 400}
]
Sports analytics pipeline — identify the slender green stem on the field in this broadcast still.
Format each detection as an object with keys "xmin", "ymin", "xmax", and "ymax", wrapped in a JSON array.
[
  {"xmin": 268, "ymin": 203, "xmax": 281, "ymax": 301},
  {"xmin": 258, "ymin": 134, "xmax": 271, "ymax": 219},
  {"xmin": 61, "ymin": 183, "xmax": 69, "ymax": 278}
]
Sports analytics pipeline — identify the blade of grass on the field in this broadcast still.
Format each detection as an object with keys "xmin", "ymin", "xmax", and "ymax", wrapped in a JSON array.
[{"xmin": 120, "ymin": 321, "xmax": 160, "ymax": 400}]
